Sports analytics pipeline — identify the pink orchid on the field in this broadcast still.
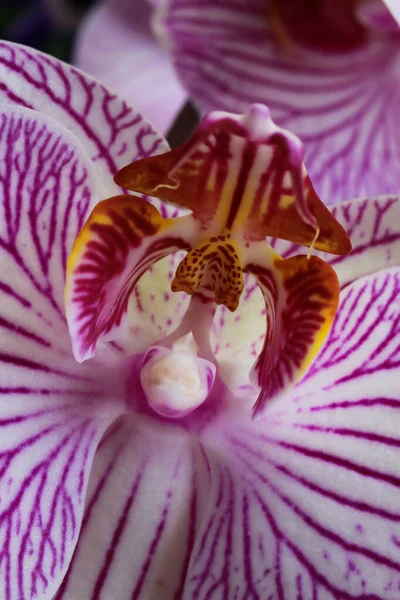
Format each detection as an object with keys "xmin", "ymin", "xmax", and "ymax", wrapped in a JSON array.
[
  {"xmin": 76, "ymin": 0, "xmax": 400, "ymax": 205},
  {"xmin": 0, "ymin": 39, "xmax": 399, "ymax": 600}
]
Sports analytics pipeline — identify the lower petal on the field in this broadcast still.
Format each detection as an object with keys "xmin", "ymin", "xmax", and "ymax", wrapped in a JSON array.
[
  {"xmin": 54, "ymin": 417, "xmax": 211, "ymax": 599},
  {"xmin": 0, "ymin": 395, "xmax": 119, "ymax": 600},
  {"xmin": 74, "ymin": 0, "xmax": 187, "ymax": 133}
]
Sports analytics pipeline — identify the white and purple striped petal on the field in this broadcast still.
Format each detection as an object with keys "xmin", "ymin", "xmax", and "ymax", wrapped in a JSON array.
[
  {"xmin": 0, "ymin": 40, "xmax": 167, "ymax": 193},
  {"xmin": 0, "ymin": 105, "xmax": 126, "ymax": 599},
  {"xmin": 156, "ymin": 0, "xmax": 400, "ymax": 203},
  {"xmin": 53, "ymin": 418, "xmax": 211, "ymax": 599}
]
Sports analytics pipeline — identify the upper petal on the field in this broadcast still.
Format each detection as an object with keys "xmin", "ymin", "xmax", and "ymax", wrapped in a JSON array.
[
  {"xmin": 155, "ymin": 0, "xmax": 400, "ymax": 203},
  {"xmin": 115, "ymin": 105, "xmax": 351, "ymax": 254},
  {"xmin": 0, "ymin": 40, "xmax": 167, "ymax": 196}
]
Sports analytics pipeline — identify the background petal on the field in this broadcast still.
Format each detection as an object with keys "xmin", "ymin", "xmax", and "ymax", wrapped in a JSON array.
[
  {"xmin": 0, "ymin": 39, "xmax": 167, "ymax": 197},
  {"xmin": 74, "ymin": 0, "xmax": 187, "ymax": 133},
  {"xmin": 156, "ymin": 0, "xmax": 400, "ymax": 203},
  {"xmin": 181, "ymin": 266, "xmax": 400, "ymax": 598},
  {"xmin": 0, "ymin": 106, "xmax": 125, "ymax": 599},
  {"xmin": 53, "ymin": 416, "xmax": 211, "ymax": 599}
]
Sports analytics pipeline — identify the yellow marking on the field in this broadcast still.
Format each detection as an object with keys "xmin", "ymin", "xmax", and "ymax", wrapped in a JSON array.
[
  {"xmin": 206, "ymin": 160, "xmax": 218, "ymax": 192},
  {"xmin": 279, "ymin": 194, "xmax": 294, "ymax": 209},
  {"xmin": 300, "ymin": 305, "xmax": 335, "ymax": 371}
]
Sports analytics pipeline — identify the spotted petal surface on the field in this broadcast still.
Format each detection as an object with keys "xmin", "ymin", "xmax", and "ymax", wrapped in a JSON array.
[{"xmin": 156, "ymin": 0, "xmax": 400, "ymax": 203}]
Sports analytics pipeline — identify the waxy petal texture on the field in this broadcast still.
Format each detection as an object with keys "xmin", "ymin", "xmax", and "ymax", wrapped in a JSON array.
[
  {"xmin": 0, "ymin": 105, "xmax": 125, "ymax": 599},
  {"xmin": 156, "ymin": 0, "xmax": 400, "ymax": 203},
  {"xmin": 74, "ymin": 0, "xmax": 187, "ymax": 133},
  {"xmin": 66, "ymin": 196, "xmax": 198, "ymax": 361}
]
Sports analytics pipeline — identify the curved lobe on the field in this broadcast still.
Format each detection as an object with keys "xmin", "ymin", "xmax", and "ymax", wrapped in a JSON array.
[
  {"xmin": 74, "ymin": 0, "xmax": 186, "ymax": 133},
  {"xmin": 0, "ymin": 40, "xmax": 166, "ymax": 192},
  {"xmin": 183, "ymin": 267, "xmax": 400, "ymax": 599},
  {"xmin": 66, "ymin": 195, "xmax": 196, "ymax": 361},
  {"xmin": 246, "ymin": 251, "xmax": 339, "ymax": 415},
  {"xmin": 0, "ymin": 106, "xmax": 124, "ymax": 599},
  {"xmin": 156, "ymin": 0, "xmax": 400, "ymax": 203},
  {"xmin": 53, "ymin": 418, "xmax": 211, "ymax": 600}
]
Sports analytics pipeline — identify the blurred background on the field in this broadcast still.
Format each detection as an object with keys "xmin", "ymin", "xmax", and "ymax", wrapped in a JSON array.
[{"xmin": 0, "ymin": 0, "xmax": 95, "ymax": 61}]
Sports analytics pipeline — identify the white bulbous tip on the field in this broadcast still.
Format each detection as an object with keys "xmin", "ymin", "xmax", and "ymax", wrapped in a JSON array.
[{"xmin": 140, "ymin": 334, "xmax": 216, "ymax": 419}]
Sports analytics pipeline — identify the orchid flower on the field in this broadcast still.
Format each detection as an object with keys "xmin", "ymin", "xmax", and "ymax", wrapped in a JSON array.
[
  {"xmin": 0, "ymin": 39, "xmax": 399, "ymax": 600},
  {"xmin": 76, "ymin": 0, "xmax": 400, "ymax": 205}
]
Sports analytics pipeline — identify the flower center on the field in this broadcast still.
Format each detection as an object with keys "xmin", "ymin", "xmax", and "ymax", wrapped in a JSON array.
[{"xmin": 140, "ymin": 334, "xmax": 216, "ymax": 418}]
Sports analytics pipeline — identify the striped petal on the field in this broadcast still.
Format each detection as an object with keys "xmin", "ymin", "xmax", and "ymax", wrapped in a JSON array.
[
  {"xmin": 156, "ymin": 0, "xmax": 400, "ymax": 203},
  {"xmin": 53, "ymin": 417, "xmax": 211, "ymax": 600},
  {"xmin": 74, "ymin": 0, "xmax": 187, "ymax": 133},
  {"xmin": 178, "ymin": 265, "xmax": 400, "ymax": 598},
  {"xmin": 0, "ymin": 39, "xmax": 167, "ymax": 194},
  {"xmin": 0, "ymin": 105, "xmax": 125, "ymax": 599},
  {"xmin": 65, "ymin": 195, "xmax": 198, "ymax": 362}
]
